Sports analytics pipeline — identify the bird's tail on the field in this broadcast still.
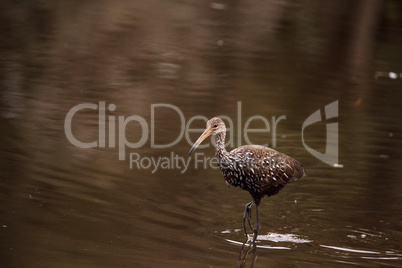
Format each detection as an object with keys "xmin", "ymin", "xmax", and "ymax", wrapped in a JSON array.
[{"xmin": 293, "ymin": 162, "xmax": 307, "ymax": 180}]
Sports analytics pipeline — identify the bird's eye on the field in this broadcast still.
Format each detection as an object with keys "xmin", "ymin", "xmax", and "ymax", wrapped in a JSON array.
[{"xmin": 213, "ymin": 124, "xmax": 218, "ymax": 128}]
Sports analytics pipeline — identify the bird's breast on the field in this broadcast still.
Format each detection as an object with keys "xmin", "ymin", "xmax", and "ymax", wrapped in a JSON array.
[{"xmin": 219, "ymin": 162, "xmax": 257, "ymax": 191}]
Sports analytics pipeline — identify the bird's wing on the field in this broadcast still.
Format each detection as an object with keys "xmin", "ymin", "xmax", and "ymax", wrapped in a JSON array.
[{"xmin": 230, "ymin": 145, "xmax": 306, "ymax": 186}]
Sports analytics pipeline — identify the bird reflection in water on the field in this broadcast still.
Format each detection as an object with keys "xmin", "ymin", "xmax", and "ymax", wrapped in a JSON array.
[{"xmin": 238, "ymin": 237, "xmax": 257, "ymax": 268}]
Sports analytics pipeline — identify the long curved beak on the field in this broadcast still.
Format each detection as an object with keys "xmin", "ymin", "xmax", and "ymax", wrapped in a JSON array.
[{"xmin": 188, "ymin": 128, "xmax": 213, "ymax": 155}]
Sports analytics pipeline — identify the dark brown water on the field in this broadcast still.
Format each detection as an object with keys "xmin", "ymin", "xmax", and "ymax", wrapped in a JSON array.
[{"xmin": 1, "ymin": 1, "xmax": 402, "ymax": 267}]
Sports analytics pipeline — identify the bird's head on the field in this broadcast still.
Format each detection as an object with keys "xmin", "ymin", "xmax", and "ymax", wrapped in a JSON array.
[{"xmin": 188, "ymin": 117, "xmax": 226, "ymax": 155}]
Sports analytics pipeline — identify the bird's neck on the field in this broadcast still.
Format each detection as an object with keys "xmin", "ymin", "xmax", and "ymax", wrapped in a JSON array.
[{"xmin": 214, "ymin": 130, "xmax": 229, "ymax": 160}]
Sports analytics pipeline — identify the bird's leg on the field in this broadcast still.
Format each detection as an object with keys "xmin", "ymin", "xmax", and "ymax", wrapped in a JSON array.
[
  {"xmin": 242, "ymin": 201, "xmax": 254, "ymax": 236},
  {"xmin": 247, "ymin": 206, "xmax": 253, "ymax": 230},
  {"xmin": 242, "ymin": 203, "xmax": 250, "ymax": 236},
  {"xmin": 252, "ymin": 204, "xmax": 261, "ymax": 246}
]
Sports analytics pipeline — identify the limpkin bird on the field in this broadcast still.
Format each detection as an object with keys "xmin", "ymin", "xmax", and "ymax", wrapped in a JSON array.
[{"xmin": 189, "ymin": 117, "xmax": 306, "ymax": 244}]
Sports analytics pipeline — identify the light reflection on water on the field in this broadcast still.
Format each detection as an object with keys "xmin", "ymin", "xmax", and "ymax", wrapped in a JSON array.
[{"xmin": 1, "ymin": 0, "xmax": 402, "ymax": 267}]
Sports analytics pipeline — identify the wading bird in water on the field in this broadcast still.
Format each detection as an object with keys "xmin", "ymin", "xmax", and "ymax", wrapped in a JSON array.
[{"xmin": 188, "ymin": 117, "xmax": 306, "ymax": 244}]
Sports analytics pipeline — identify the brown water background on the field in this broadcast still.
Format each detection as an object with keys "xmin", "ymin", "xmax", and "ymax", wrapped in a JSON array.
[{"xmin": 1, "ymin": 1, "xmax": 402, "ymax": 267}]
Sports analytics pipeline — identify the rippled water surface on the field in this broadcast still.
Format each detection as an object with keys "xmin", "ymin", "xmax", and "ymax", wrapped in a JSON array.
[{"xmin": 1, "ymin": 1, "xmax": 402, "ymax": 267}]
